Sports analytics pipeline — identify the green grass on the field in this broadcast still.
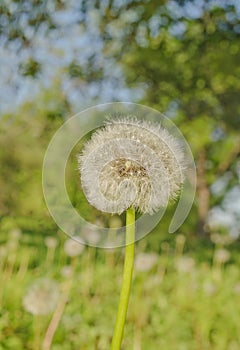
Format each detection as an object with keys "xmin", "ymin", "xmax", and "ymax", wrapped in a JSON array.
[{"xmin": 1, "ymin": 227, "xmax": 240, "ymax": 350}]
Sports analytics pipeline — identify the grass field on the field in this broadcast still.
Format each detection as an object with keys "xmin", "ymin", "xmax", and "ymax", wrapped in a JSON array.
[{"xmin": 1, "ymin": 225, "xmax": 240, "ymax": 350}]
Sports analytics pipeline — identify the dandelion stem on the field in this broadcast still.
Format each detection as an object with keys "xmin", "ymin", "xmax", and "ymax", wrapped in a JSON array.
[{"xmin": 111, "ymin": 207, "xmax": 135, "ymax": 350}]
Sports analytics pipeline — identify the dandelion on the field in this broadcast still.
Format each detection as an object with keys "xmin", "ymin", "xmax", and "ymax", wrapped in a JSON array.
[
  {"xmin": 60, "ymin": 265, "xmax": 73, "ymax": 278},
  {"xmin": 135, "ymin": 252, "xmax": 158, "ymax": 272},
  {"xmin": 81, "ymin": 225, "xmax": 101, "ymax": 245},
  {"xmin": 44, "ymin": 236, "xmax": 59, "ymax": 266},
  {"xmin": 78, "ymin": 117, "xmax": 185, "ymax": 350},
  {"xmin": 79, "ymin": 117, "xmax": 185, "ymax": 215},
  {"xmin": 44, "ymin": 236, "xmax": 58, "ymax": 249},
  {"xmin": 214, "ymin": 248, "xmax": 230, "ymax": 264},
  {"xmin": 210, "ymin": 233, "xmax": 233, "ymax": 246},
  {"xmin": 64, "ymin": 237, "xmax": 85, "ymax": 257},
  {"xmin": 176, "ymin": 256, "xmax": 195, "ymax": 273},
  {"xmin": 86, "ymin": 229, "xmax": 101, "ymax": 245},
  {"xmin": 23, "ymin": 278, "xmax": 59, "ymax": 315}
]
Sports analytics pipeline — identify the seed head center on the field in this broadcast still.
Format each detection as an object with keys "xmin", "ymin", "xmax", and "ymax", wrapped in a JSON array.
[{"xmin": 110, "ymin": 158, "xmax": 147, "ymax": 178}]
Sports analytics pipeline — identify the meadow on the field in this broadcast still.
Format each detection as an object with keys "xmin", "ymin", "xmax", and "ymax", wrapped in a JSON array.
[
  {"xmin": 1, "ymin": 222, "xmax": 240, "ymax": 350},
  {"xmin": 1, "ymin": 2, "xmax": 240, "ymax": 349}
]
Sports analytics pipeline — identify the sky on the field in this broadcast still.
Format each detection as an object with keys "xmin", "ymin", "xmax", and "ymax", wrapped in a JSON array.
[
  {"xmin": 1, "ymin": 0, "xmax": 240, "ymax": 114},
  {"xmin": 0, "ymin": 3, "xmax": 144, "ymax": 114}
]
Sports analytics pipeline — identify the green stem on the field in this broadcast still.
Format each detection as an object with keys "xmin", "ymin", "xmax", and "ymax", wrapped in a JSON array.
[{"xmin": 111, "ymin": 207, "xmax": 135, "ymax": 350}]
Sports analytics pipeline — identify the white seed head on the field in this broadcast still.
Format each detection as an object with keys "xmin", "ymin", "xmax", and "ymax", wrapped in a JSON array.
[
  {"xmin": 44, "ymin": 236, "xmax": 58, "ymax": 249},
  {"xmin": 210, "ymin": 233, "xmax": 232, "ymax": 246},
  {"xmin": 61, "ymin": 265, "xmax": 73, "ymax": 278},
  {"xmin": 78, "ymin": 117, "xmax": 186, "ymax": 214},
  {"xmin": 134, "ymin": 252, "xmax": 158, "ymax": 272},
  {"xmin": 64, "ymin": 237, "xmax": 85, "ymax": 257},
  {"xmin": 81, "ymin": 225, "xmax": 101, "ymax": 245},
  {"xmin": 214, "ymin": 248, "xmax": 230, "ymax": 264},
  {"xmin": 22, "ymin": 278, "xmax": 59, "ymax": 316},
  {"xmin": 176, "ymin": 256, "xmax": 195, "ymax": 273}
]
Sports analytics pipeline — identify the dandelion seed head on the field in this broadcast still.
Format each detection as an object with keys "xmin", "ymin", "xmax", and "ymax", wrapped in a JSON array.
[
  {"xmin": 176, "ymin": 256, "xmax": 195, "ymax": 273},
  {"xmin": 81, "ymin": 226, "xmax": 101, "ymax": 245},
  {"xmin": 134, "ymin": 252, "xmax": 158, "ymax": 272},
  {"xmin": 64, "ymin": 237, "xmax": 85, "ymax": 257},
  {"xmin": 176, "ymin": 234, "xmax": 186, "ymax": 246},
  {"xmin": 22, "ymin": 278, "xmax": 59, "ymax": 316},
  {"xmin": 61, "ymin": 265, "xmax": 73, "ymax": 278},
  {"xmin": 210, "ymin": 233, "xmax": 233, "ymax": 246},
  {"xmin": 44, "ymin": 236, "xmax": 58, "ymax": 249},
  {"xmin": 214, "ymin": 248, "xmax": 230, "ymax": 264},
  {"xmin": 79, "ymin": 117, "xmax": 186, "ymax": 215}
]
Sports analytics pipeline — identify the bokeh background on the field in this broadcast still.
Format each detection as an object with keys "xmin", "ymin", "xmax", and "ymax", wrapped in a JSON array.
[{"xmin": 1, "ymin": 1, "xmax": 240, "ymax": 349}]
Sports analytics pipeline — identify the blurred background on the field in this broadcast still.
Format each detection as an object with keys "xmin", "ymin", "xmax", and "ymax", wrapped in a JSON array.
[{"xmin": 0, "ymin": 0, "xmax": 240, "ymax": 349}]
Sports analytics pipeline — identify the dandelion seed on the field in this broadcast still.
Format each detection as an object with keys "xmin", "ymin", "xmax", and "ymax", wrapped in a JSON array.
[
  {"xmin": 78, "ymin": 117, "xmax": 185, "ymax": 215},
  {"xmin": 23, "ymin": 278, "xmax": 59, "ymax": 316},
  {"xmin": 135, "ymin": 252, "xmax": 158, "ymax": 272},
  {"xmin": 64, "ymin": 237, "xmax": 85, "ymax": 257}
]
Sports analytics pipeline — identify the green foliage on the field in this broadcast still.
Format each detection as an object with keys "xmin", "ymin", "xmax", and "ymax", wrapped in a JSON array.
[
  {"xmin": 0, "ymin": 87, "xmax": 68, "ymax": 217},
  {"xmin": 19, "ymin": 59, "xmax": 41, "ymax": 78},
  {"xmin": 120, "ymin": 9, "xmax": 240, "ymax": 130},
  {"xmin": 1, "ymin": 228, "xmax": 240, "ymax": 350},
  {"xmin": 1, "ymin": 2, "xmax": 240, "ymax": 348}
]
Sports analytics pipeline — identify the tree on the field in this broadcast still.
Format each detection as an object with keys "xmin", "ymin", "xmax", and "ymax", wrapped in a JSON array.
[
  {"xmin": 0, "ymin": 86, "xmax": 68, "ymax": 217},
  {"xmin": 1, "ymin": 0, "xmax": 239, "ymax": 236},
  {"xmin": 93, "ymin": 1, "xmax": 240, "ymax": 235}
]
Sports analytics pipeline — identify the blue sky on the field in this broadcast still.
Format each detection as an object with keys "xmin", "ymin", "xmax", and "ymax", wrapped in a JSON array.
[{"xmin": 1, "ymin": 0, "xmax": 240, "ymax": 114}]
